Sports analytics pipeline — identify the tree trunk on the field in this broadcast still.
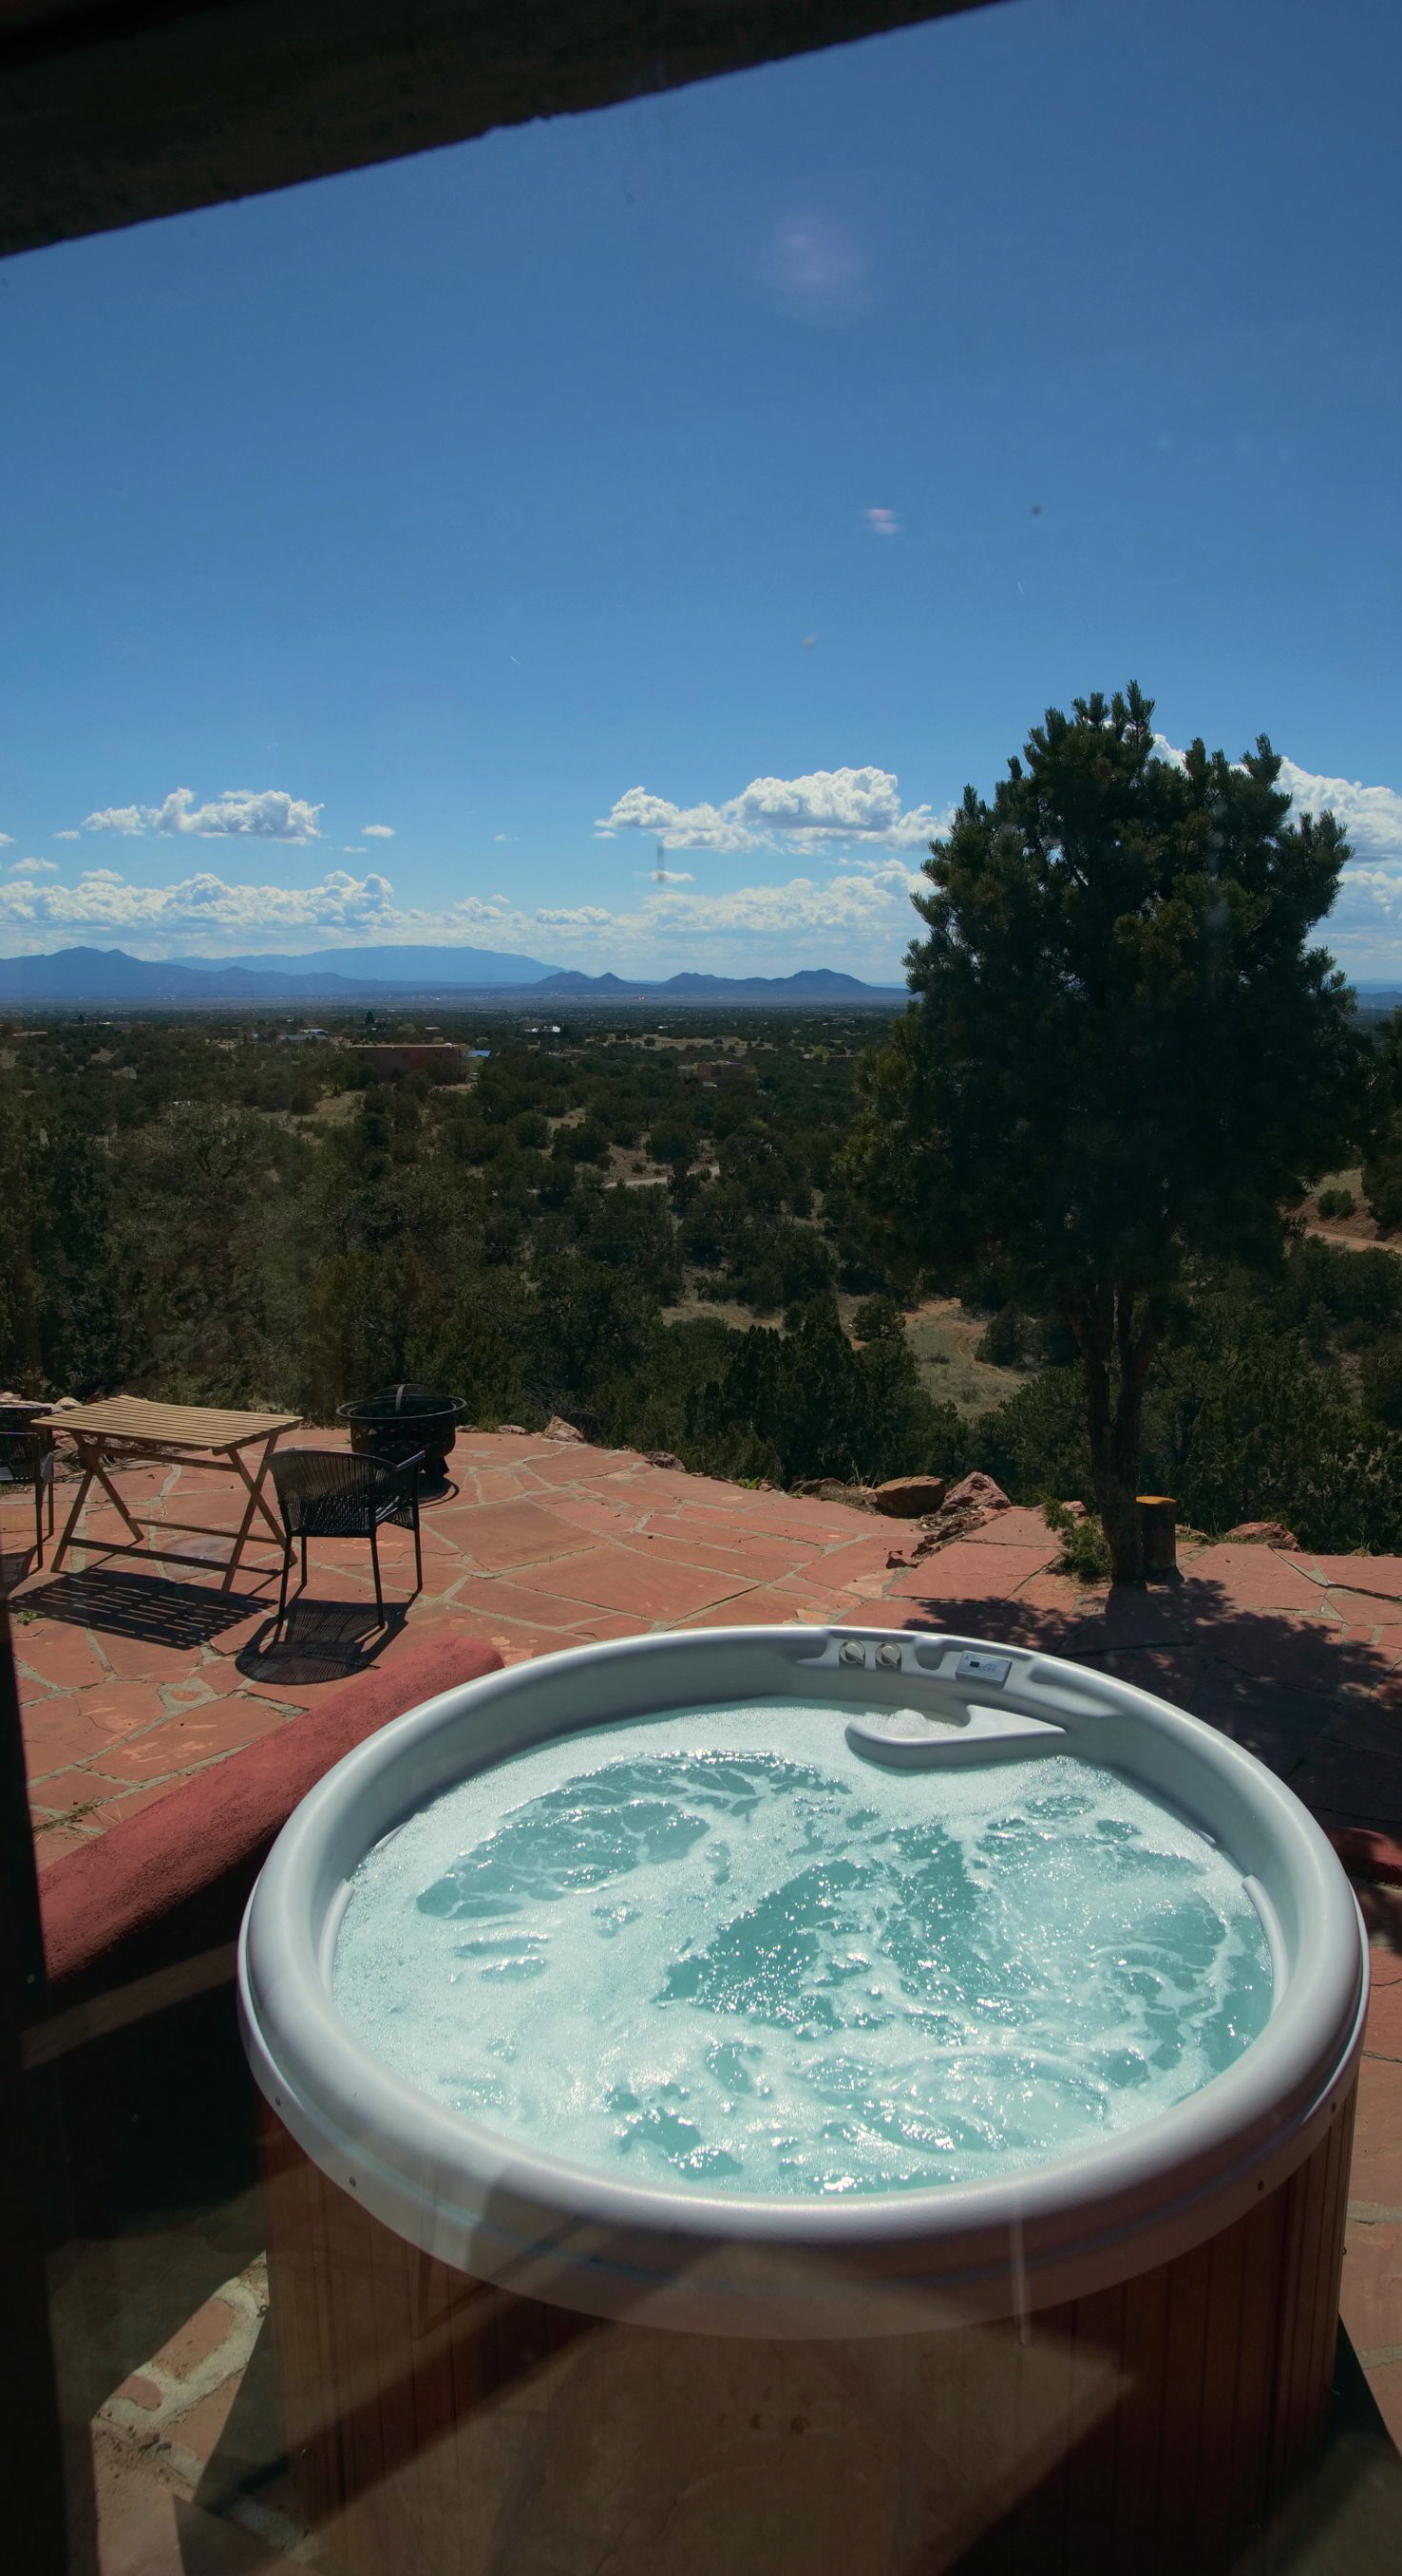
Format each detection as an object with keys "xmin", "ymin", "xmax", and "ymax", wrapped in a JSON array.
[{"xmin": 1070, "ymin": 1287, "xmax": 1165, "ymax": 1587}]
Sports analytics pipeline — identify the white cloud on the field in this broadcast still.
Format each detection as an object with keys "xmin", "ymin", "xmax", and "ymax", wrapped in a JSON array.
[
  {"xmin": 361, "ymin": 824, "xmax": 395, "ymax": 839},
  {"xmin": 342, "ymin": 844, "xmax": 367, "ymax": 854},
  {"xmin": 535, "ymin": 905, "xmax": 613, "ymax": 927},
  {"xmin": 1275, "ymin": 758, "xmax": 1402, "ymax": 865},
  {"xmin": 83, "ymin": 805, "xmax": 145, "ymax": 835},
  {"xmin": 8, "ymin": 857, "xmax": 59, "ymax": 875},
  {"xmin": 54, "ymin": 828, "xmax": 81, "ymax": 841},
  {"xmin": 83, "ymin": 786, "xmax": 322, "ymax": 841},
  {"xmin": 596, "ymin": 765, "xmax": 948, "ymax": 855},
  {"xmin": 636, "ymin": 867, "xmax": 694, "ymax": 884},
  {"xmin": 0, "ymin": 864, "xmax": 396, "ymax": 943},
  {"xmin": 0, "ymin": 832, "xmax": 12, "ymax": 847}
]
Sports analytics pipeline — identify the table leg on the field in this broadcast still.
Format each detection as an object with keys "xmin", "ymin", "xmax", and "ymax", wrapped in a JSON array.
[
  {"xmin": 220, "ymin": 1435, "xmax": 282, "ymax": 1593},
  {"xmin": 49, "ymin": 1437, "xmax": 144, "ymax": 1570},
  {"xmin": 49, "ymin": 1455, "xmax": 97, "ymax": 1572}
]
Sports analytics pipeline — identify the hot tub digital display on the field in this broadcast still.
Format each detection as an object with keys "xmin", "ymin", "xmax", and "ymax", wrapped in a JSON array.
[{"xmin": 332, "ymin": 1702, "xmax": 1272, "ymax": 2197}]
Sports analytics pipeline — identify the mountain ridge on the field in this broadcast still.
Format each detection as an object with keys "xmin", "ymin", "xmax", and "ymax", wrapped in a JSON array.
[{"xmin": 0, "ymin": 946, "xmax": 906, "ymax": 1006}]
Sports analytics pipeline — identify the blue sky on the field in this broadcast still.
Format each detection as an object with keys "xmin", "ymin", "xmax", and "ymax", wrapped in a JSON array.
[{"xmin": 1, "ymin": 0, "xmax": 1399, "ymax": 979}]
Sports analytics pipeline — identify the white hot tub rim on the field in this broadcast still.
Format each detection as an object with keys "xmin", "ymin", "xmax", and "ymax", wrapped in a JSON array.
[{"xmin": 239, "ymin": 1626, "xmax": 1366, "ymax": 2334}]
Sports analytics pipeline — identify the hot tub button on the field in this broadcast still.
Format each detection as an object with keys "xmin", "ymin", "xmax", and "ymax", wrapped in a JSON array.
[
  {"xmin": 875, "ymin": 1642, "xmax": 902, "ymax": 1670},
  {"xmin": 840, "ymin": 1639, "xmax": 867, "ymax": 1666}
]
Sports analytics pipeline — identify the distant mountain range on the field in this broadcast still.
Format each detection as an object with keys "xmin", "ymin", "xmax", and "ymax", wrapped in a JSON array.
[
  {"xmin": 0, "ymin": 945, "xmax": 905, "ymax": 1007},
  {"xmin": 211, "ymin": 941, "xmax": 559, "ymax": 987}
]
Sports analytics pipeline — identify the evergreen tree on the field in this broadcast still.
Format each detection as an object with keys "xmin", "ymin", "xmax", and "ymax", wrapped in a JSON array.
[{"xmin": 850, "ymin": 685, "xmax": 1372, "ymax": 1581}]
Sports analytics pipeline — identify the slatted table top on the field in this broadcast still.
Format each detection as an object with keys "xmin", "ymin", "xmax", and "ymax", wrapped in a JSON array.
[{"xmin": 32, "ymin": 1396, "xmax": 301, "ymax": 1449}]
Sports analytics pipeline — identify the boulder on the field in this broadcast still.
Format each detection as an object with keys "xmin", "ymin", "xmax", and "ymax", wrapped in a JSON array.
[
  {"xmin": 645, "ymin": 1450, "xmax": 686, "ymax": 1471},
  {"xmin": 872, "ymin": 1474, "xmax": 948, "ymax": 1519},
  {"xmin": 545, "ymin": 1414, "xmax": 586, "ymax": 1443},
  {"xmin": 941, "ymin": 1471, "xmax": 1012, "ymax": 1516},
  {"xmin": 1225, "ymin": 1520, "xmax": 1300, "ymax": 1549},
  {"xmin": 794, "ymin": 1479, "xmax": 877, "ymax": 1506}
]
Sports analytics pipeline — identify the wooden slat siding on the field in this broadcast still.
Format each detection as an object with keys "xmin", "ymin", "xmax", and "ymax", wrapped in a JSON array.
[
  {"xmin": 1192, "ymin": 2216, "xmax": 1250, "ymax": 2571},
  {"xmin": 1062, "ymin": 2283, "xmax": 1127, "ymax": 2573},
  {"xmin": 1266, "ymin": 2137, "xmax": 1325, "ymax": 2497},
  {"xmin": 405, "ymin": 2245, "xmax": 471, "ymax": 2576},
  {"xmin": 1284, "ymin": 2091, "xmax": 1352, "ymax": 2486},
  {"xmin": 1229, "ymin": 2175, "xmax": 1290, "ymax": 2542},
  {"xmin": 1281, "ymin": 2108, "xmax": 1336, "ymax": 2476},
  {"xmin": 332, "ymin": 2186, "xmax": 395, "ymax": 2576},
  {"xmin": 260, "ymin": 2104, "xmax": 341, "ymax": 2538},
  {"xmin": 1315, "ymin": 2097, "xmax": 1355, "ymax": 2411},
  {"xmin": 931, "ymin": 2321, "xmax": 997, "ymax": 2575},
  {"xmin": 1011, "ymin": 2301, "xmax": 1075, "ymax": 2575},
  {"xmin": 366, "ymin": 2177, "xmax": 427, "ymax": 2570},
  {"xmin": 1108, "ymin": 2252, "xmax": 1171, "ymax": 2568},
  {"xmin": 1311, "ymin": 2089, "xmax": 1355, "ymax": 2424},
  {"xmin": 262, "ymin": 2089, "xmax": 1359, "ymax": 2576},
  {"xmin": 1154, "ymin": 2232, "xmax": 1215, "ymax": 2572}
]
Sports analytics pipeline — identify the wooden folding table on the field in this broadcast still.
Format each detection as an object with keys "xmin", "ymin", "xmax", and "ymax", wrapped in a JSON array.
[{"xmin": 37, "ymin": 1397, "xmax": 301, "ymax": 1592}]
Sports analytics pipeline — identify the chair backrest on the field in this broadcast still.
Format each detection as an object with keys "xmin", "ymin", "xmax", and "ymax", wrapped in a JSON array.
[
  {"xmin": 269, "ymin": 1449, "xmax": 384, "ymax": 1535},
  {"xmin": 0, "ymin": 1427, "xmax": 50, "ymax": 1485}
]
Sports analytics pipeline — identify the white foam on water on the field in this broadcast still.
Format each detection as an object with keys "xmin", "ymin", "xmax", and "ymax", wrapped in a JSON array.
[{"xmin": 332, "ymin": 1702, "xmax": 1273, "ymax": 2198}]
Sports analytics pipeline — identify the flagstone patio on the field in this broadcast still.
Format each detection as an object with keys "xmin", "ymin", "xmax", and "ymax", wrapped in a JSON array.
[{"xmin": 9, "ymin": 1429, "xmax": 1402, "ymax": 1881}]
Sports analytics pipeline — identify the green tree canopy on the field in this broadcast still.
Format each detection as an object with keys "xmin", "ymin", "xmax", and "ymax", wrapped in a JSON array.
[{"xmin": 849, "ymin": 683, "xmax": 1373, "ymax": 1580}]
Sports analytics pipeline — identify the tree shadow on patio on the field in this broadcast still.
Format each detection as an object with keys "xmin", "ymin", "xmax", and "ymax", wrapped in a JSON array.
[
  {"xmin": 9, "ymin": 1565, "xmax": 259, "ymax": 1648},
  {"xmin": 894, "ymin": 1572, "xmax": 1402, "ymax": 1839},
  {"xmin": 234, "ymin": 1598, "xmax": 407, "ymax": 1687}
]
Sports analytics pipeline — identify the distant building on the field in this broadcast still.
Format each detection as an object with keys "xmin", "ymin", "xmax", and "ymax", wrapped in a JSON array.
[
  {"xmin": 677, "ymin": 1056, "xmax": 753, "ymax": 1089},
  {"xmin": 278, "ymin": 1028, "xmax": 330, "ymax": 1044},
  {"xmin": 342, "ymin": 1040, "xmax": 471, "ymax": 1080}
]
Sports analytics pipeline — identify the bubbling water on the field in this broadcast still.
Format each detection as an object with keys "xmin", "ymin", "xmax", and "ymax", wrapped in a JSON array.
[{"xmin": 332, "ymin": 1703, "xmax": 1273, "ymax": 2198}]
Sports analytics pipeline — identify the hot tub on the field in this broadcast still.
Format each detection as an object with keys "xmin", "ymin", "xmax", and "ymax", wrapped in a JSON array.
[{"xmin": 240, "ymin": 1625, "xmax": 1366, "ymax": 2575}]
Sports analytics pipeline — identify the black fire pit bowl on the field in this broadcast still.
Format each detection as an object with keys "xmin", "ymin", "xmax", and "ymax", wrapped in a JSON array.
[{"xmin": 337, "ymin": 1384, "xmax": 468, "ymax": 1492}]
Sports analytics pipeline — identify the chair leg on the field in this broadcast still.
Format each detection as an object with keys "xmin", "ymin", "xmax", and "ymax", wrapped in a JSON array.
[
  {"xmin": 411, "ymin": 1503, "xmax": 423, "ymax": 1601},
  {"xmin": 370, "ymin": 1525, "xmax": 385, "ymax": 1621},
  {"xmin": 275, "ymin": 1543, "xmax": 292, "ymax": 1641},
  {"xmin": 34, "ymin": 1482, "xmax": 44, "ymax": 1569}
]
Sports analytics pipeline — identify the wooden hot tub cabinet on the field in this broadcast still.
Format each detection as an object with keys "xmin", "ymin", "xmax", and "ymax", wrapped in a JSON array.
[{"xmin": 260, "ymin": 2077, "xmax": 1356, "ymax": 2576}]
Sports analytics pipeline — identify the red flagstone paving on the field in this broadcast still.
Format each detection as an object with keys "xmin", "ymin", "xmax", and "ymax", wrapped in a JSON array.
[{"xmin": 9, "ymin": 1432, "xmax": 1402, "ymax": 1880}]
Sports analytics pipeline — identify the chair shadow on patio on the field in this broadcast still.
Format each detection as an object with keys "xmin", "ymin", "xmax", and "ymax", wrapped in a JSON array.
[
  {"xmin": 1, "ymin": 1538, "xmax": 42, "ymax": 1596},
  {"xmin": 234, "ymin": 1597, "xmax": 408, "ymax": 1687},
  {"xmin": 10, "ymin": 1565, "xmax": 261, "ymax": 1648}
]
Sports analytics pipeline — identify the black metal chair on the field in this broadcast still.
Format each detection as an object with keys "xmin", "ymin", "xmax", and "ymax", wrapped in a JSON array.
[
  {"xmin": 268, "ymin": 1448, "xmax": 424, "ymax": 1641},
  {"xmin": 0, "ymin": 1411, "xmax": 56, "ymax": 1577}
]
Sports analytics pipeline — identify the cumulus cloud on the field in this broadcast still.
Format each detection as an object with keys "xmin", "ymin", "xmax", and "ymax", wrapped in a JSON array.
[
  {"xmin": 54, "ymin": 828, "xmax": 81, "ymax": 841},
  {"xmin": 8, "ymin": 857, "xmax": 60, "ymax": 875},
  {"xmin": 535, "ymin": 905, "xmax": 613, "ymax": 927},
  {"xmin": 0, "ymin": 832, "xmax": 12, "ymax": 847},
  {"xmin": 83, "ymin": 805, "xmax": 144, "ymax": 835},
  {"xmin": 361, "ymin": 824, "xmax": 395, "ymax": 839},
  {"xmin": 83, "ymin": 786, "xmax": 322, "ymax": 841},
  {"xmin": 0, "ymin": 864, "xmax": 396, "ymax": 942},
  {"xmin": 1274, "ymin": 758, "xmax": 1402, "ymax": 865},
  {"xmin": 637, "ymin": 867, "xmax": 694, "ymax": 884},
  {"xmin": 596, "ymin": 765, "xmax": 948, "ymax": 855}
]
